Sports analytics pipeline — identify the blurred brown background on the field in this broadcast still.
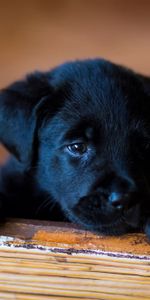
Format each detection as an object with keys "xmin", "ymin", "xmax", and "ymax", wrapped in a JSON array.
[{"xmin": 0, "ymin": 0, "xmax": 150, "ymax": 162}]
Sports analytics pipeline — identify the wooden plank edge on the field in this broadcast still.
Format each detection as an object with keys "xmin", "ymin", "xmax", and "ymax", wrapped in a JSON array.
[{"xmin": 0, "ymin": 218, "xmax": 149, "ymax": 260}]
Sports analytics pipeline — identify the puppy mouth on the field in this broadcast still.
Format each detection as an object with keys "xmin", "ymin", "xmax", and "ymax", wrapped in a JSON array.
[
  {"xmin": 64, "ymin": 198, "xmax": 141, "ymax": 235},
  {"xmin": 65, "ymin": 210, "xmax": 129, "ymax": 235},
  {"xmin": 123, "ymin": 203, "xmax": 140, "ymax": 227}
]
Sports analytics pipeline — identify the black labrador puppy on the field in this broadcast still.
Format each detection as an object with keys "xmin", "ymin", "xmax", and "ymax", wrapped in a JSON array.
[{"xmin": 0, "ymin": 58, "xmax": 150, "ymax": 237}]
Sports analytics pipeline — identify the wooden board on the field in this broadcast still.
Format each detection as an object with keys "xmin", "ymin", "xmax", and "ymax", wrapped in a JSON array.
[{"xmin": 0, "ymin": 218, "xmax": 150, "ymax": 299}]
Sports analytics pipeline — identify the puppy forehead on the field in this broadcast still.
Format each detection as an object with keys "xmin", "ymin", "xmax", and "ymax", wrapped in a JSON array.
[
  {"xmin": 41, "ymin": 85, "xmax": 129, "ymax": 143},
  {"xmin": 41, "ymin": 59, "xmax": 147, "ymax": 141},
  {"xmin": 60, "ymin": 89, "xmax": 129, "ymax": 132}
]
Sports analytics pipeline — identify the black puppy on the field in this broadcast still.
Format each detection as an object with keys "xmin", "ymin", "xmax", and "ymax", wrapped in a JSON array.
[{"xmin": 0, "ymin": 58, "xmax": 150, "ymax": 237}]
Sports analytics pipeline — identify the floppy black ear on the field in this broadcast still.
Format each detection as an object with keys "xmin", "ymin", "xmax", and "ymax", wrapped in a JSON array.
[
  {"xmin": 138, "ymin": 73, "xmax": 150, "ymax": 97},
  {"xmin": 0, "ymin": 72, "xmax": 53, "ymax": 165}
]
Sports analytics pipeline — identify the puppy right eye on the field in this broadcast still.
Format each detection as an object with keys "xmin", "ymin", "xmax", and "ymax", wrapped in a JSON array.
[{"xmin": 67, "ymin": 142, "xmax": 88, "ymax": 156}]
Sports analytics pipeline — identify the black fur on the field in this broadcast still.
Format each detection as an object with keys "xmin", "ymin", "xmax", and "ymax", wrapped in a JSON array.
[{"xmin": 0, "ymin": 58, "xmax": 150, "ymax": 237}]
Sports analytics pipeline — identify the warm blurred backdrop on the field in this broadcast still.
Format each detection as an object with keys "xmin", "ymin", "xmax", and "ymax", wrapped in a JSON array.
[{"xmin": 0, "ymin": 0, "xmax": 150, "ymax": 161}]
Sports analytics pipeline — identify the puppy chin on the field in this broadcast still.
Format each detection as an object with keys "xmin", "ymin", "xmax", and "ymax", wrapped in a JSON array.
[
  {"xmin": 123, "ymin": 203, "xmax": 141, "ymax": 228},
  {"xmin": 63, "ymin": 206, "xmax": 130, "ymax": 236},
  {"xmin": 63, "ymin": 201, "xmax": 141, "ymax": 236}
]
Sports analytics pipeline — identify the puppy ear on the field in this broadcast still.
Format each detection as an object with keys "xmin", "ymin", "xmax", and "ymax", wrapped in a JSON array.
[
  {"xmin": 138, "ymin": 74, "xmax": 150, "ymax": 97},
  {"xmin": 0, "ymin": 72, "xmax": 53, "ymax": 166}
]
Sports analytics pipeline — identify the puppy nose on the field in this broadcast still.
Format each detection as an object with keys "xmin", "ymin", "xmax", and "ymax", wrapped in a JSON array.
[{"xmin": 108, "ymin": 192, "xmax": 129, "ymax": 209}]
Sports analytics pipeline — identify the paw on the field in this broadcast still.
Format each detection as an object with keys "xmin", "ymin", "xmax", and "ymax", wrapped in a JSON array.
[
  {"xmin": 0, "ymin": 193, "xmax": 6, "ymax": 218},
  {"xmin": 144, "ymin": 218, "xmax": 150, "ymax": 240}
]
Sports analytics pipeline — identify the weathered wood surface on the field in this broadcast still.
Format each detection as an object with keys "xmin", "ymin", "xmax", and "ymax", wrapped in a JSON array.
[{"xmin": 0, "ymin": 218, "xmax": 149, "ymax": 299}]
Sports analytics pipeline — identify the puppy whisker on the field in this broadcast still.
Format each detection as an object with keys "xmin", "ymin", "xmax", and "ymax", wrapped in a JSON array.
[{"xmin": 35, "ymin": 196, "xmax": 56, "ymax": 216}]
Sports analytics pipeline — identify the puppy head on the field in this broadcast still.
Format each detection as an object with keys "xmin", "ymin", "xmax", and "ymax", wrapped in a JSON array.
[{"xmin": 1, "ymin": 59, "xmax": 150, "ymax": 235}]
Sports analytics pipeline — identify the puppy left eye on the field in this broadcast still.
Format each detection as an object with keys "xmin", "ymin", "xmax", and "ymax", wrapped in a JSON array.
[{"xmin": 67, "ymin": 143, "xmax": 88, "ymax": 155}]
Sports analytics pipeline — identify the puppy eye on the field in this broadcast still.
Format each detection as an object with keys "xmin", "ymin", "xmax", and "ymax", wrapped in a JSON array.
[{"xmin": 67, "ymin": 143, "xmax": 88, "ymax": 155}]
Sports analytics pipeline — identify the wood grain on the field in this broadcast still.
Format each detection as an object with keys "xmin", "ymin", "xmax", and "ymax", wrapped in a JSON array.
[{"xmin": 0, "ymin": 219, "xmax": 149, "ymax": 299}]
